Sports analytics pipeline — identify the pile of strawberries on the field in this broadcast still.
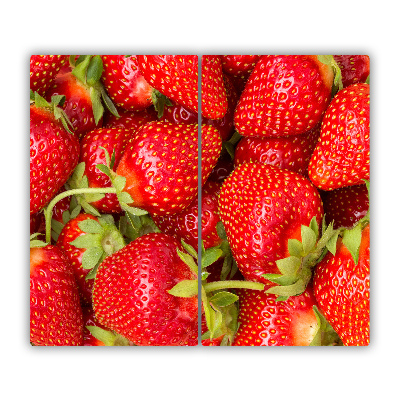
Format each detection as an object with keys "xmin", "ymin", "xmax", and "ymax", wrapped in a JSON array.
[{"xmin": 30, "ymin": 54, "xmax": 370, "ymax": 346}]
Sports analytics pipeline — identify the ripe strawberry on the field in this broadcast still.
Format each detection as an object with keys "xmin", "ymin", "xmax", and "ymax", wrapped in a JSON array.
[
  {"xmin": 103, "ymin": 107, "xmax": 157, "ymax": 130},
  {"xmin": 30, "ymin": 93, "xmax": 80, "ymax": 215},
  {"xmin": 159, "ymin": 100, "xmax": 198, "ymax": 125},
  {"xmin": 202, "ymin": 74, "xmax": 239, "ymax": 141},
  {"xmin": 308, "ymin": 83, "xmax": 370, "ymax": 190},
  {"xmin": 313, "ymin": 224, "xmax": 370, "ymax": 346},
  {"xmin": 323, "ymin": 184, "xmax": 369, "ymax": 229},
  {"xmin": 92, "ymin": 233, "xmax": 198, "ymax": 346},
  {"xmin": 333, "ymin": 55, "xmax": 370, "ymax": 88},
  {"xmin": 153, "ymin": 180, "xmax": 222, "ymax": 251},
  {"xmin": 56, "ymin": 213, "xmax": 125, "ymax": 305},
  {"xmin": 137, "ymin": 55, "xmax": 228, "ymax": 119},
  {"xmin": 115, "ymin": 122, "xmax": 221, "ymax": 216},
  {"xmin": 79, "ymin": 127, "xmax": 136, "ymax": 214},
  {"xmin": 30, "ymin": 244, "xmax": 83, "ymax": 345},
  {"xmin": 101, "ymin": 55, "xmax": 153, "ymax": 111},
  {"xmin": 234, "ymin": 55, "xmax": 334, "ymax": 137},
  {"xmin": 220, "ymin": 55, "xmax": 261, "ymax": 93},
  {"xmin": 234, "ymin": 122, "xmax": 320, "ymax": 176},
  {"xmin": 232, "ymin": 286, "xmax": 320, "ymax": 346},
  {"xmin": 30, "ymin": 55, "xmax": 68, "ymax": 96},
  {"xmin": 201, "ymin": 55, "xmax": 228, "ymax": 119},
  {"xmin": 220, "ymin": 55, "xmax": 261, "ymax": 80},
  {"xmin": 218, "ymin": 162, "xmax": 324, "ymax": 287}
]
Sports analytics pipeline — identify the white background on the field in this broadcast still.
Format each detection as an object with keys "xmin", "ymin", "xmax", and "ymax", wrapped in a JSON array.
[{"xmin": 2, "ymin": 1, "xmax": 398, "ymax": 398}]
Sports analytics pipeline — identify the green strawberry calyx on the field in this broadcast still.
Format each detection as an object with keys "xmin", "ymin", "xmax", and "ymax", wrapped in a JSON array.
[
  {"xmin": 30, "ymin": 90, "xmax": 74, "ymax": 134},
  {"xmin": 317, "ymin": 55, "xmax": 343, "ymax": 97},
  {"xmin": 151, "ymin": 89, "xmax": 173, "ymax": 118},
  {"xmin": 85, "ymin": 325, "xmax": 132, "ymax": 346},
  {"xmin": 70, "ymin": 55, "xmax": 120, "ymax": 124},
  {"xmin": 263, "ymin": 216, "xmax": 339, "ymax": 300},
  {"xmin": 68, "ymin": 215, "xmax": 126, "ymax": 280}
]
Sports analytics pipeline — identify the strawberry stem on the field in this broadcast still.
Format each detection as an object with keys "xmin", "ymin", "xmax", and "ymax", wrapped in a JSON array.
[
  {"xmin": 202, "ymin": 280, "xmax": 265, "ymax": 293},
  {"xmin": 44, "ymin": 187, "xmax": 117, "ymax": 243}
]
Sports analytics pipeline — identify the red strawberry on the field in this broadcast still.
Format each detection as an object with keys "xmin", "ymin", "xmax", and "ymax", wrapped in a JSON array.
[
  {"xmin": 79, "ymin": 127, "xmax": 136, "ymax": 214},
  {"xmin": 232, "ymin": 286, "xmax": 319, "ymax": 346},
  {"xmin": 313, "ymin": 224, "xmax": 370, "ymax": 346},
  {"xmin": 323, "ymin": 184, "xmax": 369, "ymax": 229},
  {"xmin": 153, "ymin": 180, "xmax": 222, "ymax": 252},
  {"xmin": 220, "ymin": 55, "xmax": 261, "ymax": 92},
  {"xmin": 115, "ymin": 122, "xmax": 221, "ymax": 216},
  {"xmin": 103, "ymin": 107, "xmax": 157, "ymax": 130},
  {"xmin": 92, "ymin": 233, "xmax": 198, "ymax": 346},
  {"xmin": 138, "ymin": 55, "xmax": 228, "ymax": 119},
  {"xmin": 30, "ymin": 55, "xmax": 68, "ymax": 96},
  {"xmin": 30, "ymin": 245, "xmax": 83, "ymax": 345},
  {"xmin": 218, "ymin": 162, "xmax": 323, "ymax": 287},
  {"xmin": 333, "ymin": 55, "xmax": 370, "ymax": 88},
  {"xmin": 202, "ymin": 74, "xmax": 239, "ymax": 141},
  {"xmin": 56, "ymin": 213, "xmax": 125, "ymax": 305},
  {"xmin": 234, "ymin": 55, "xmax": 334, "ymax": 137},
  {"xmin": 308, "ymin": 83, "xmax": 370, "ymax": 190},
  {"xmin": 101, "ymin": 55, "xmax": 153, "ymax": 111},
  {"xmin": 220, "ymin": 55, "xmax": 261, "ymax": 80},
  {"xmin": 234, "ymin": 122, "xmax": 320, "ymax": 176},
  {"xmin": 30, "ymin": 94, "xmax": 80, "ymax": 215},
  {"xmin": 201, "ymin": 55, "xmax": 228, "ymax": 119}
]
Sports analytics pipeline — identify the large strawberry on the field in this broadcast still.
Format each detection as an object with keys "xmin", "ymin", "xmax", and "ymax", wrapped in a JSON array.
[
  {"xmin": 218, "ymin": 162, "xmax": 324, "ymax": 293},
  {"xmin": 30, "ymin": 55, "xmax": 68, "ymax": 96},
  {"xmin": 234, "ymin": 122, "xmax": 320, "ymax": 176},
  {"xmin": 103, "ymin": 107, "xmax": 157, "ymax": 130},
  {"xmin": 92, "ymin": 233, "xmax": 198, "ymax": 346},
  {"xmin": 313, "ymin": 222, "xmax": 370, "ymax": 346},
  {"xmin": 137, "ymin": 55, "xmax": 227, "ymax": 119},
  {"xmin": 115, "ymin": 122, "xmax": 221, "ymax": 216},
  {"xmin": 234, "ymin": 55, "xmax": 334, "ymax": 137},
  {"xmin": 101, "ymin": 55, "xmax": 153, "ymax": 111},
  {"xmin": 56, "ymin": 213, "xmax": 125, "ymax": 305},
  {"xmin": 30, "ymin": 92, "xmax": 80, "ymax": 215},
  {"xmin": 232, "ymin": 286, "xmax": 340, "ymax": 346},
  {"xmin": 308, "ymin": 83, "xmax": 370, "ymax": 190},
  {"xmin": 30, "ymin": 243, "xmax": 83, "ymax": 345}
]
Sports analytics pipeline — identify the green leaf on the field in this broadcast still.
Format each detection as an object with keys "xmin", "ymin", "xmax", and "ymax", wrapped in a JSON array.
[
  {"xmin": 86, "ymin": 55, "xmax": 103, "ymax": 86},
  {"xmin": 309, "ymin": 306, "xmax": 343, "ymax": 346},
  {"xmin": 100, "ymin": 86, "xmax": 120, "ymax": 117},
  {"xmin": 72, "ymin": 55, "xmax": 91, "ymax": 84},
  {"xmin": 81, "ymin": 247, "xmax": 103, "ymax": 270},
  {"xmin": 120, "ymin": 203, "xmax": 148, "ymax": 216},
  {"xmin": 275, "ymin": 256, "xmax": 301, "ymax": 276},
  {"xmin": 90, "ymin": 87, "xmax": 104, "ymax": 125},
  {"xmin": 309, "ymin": 216, "xmax": 319, "ymax": 237},
  {"xmin": 181, "ymin": 240, "xmax": 198, "ymax": 260},
  {"xmin": 168, "ymin": 279, "xmax": 198, "ymax": 297},
  {"xmin": 216, "ymin": 221, "xmax": 227, "ymax": 240},
  {"xmin": 262, "ymin": 273, "xmax": 297, "ymax": 286},
  {"xmin": 96, "ymin": 163, "xmax": 111, "ymax": 177},
  {"xmin": 326, "ymin": 229, "xmax": 340, "ymax": 255},
  {"xmin": 301, "ymin": 224, "xmax": 317, "ymax": 254},
  {"xmin": 78, "ymin": 219, "xmax": 103, "ymax": 234},
  {"xmin": 209, "ymin": 291, "xmax": 239, "ymax": 307},
  {"xmin": 112, "ymin": 175, "xmax": 127, "ymax": 193},
  {"xmin": 342, "ymin": 223, "xmax": 362, "ymax": 265},
  {"xmin": 202, "ymin": 247, "xmax": 223, "ymax": 269},
  {"xmin": 287, "ymin": 238, "xmax": 303, "ymax": 257},
  {"xmin": 117, "ymin": 191, "xmax": 133, "ymax": 204},
  {"xmin": 177, "ymin": 249, "xmax": 198, "ymax": 275},
  {"xmin": 69, "ymin": 233, "xmax": 99, "ymax": 249}
]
